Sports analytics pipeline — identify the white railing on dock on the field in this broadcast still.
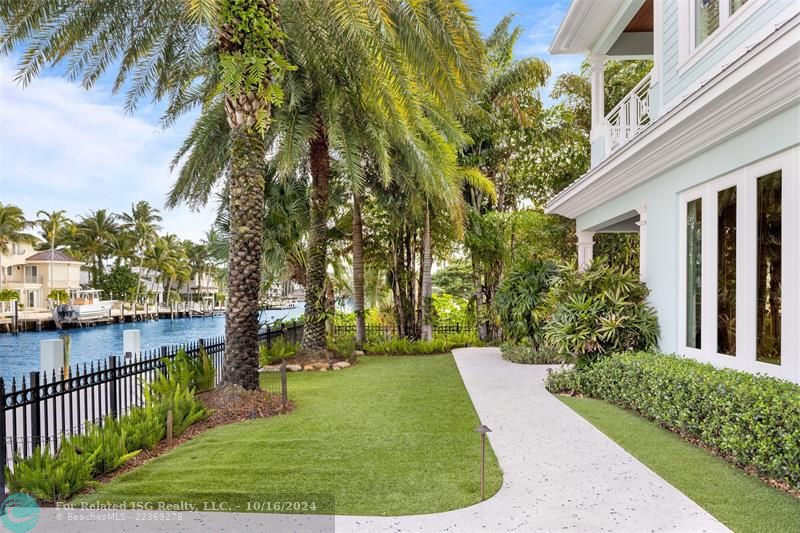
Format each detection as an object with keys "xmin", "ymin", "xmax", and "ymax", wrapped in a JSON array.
[{"xmin": 605, "ymin": 72, "xmax": 651, "ymax": 154}]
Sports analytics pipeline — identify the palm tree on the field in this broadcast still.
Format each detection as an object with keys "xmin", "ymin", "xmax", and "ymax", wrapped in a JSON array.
[
  {"xmin": 120, "ymin": 201, "xmax": 162, "ymax": 304},
  {"xmin": 1, "ymin": 0, "xmax": 291, "ymax": 390},
  {"xmin": 76, "ymin": 210, "xmax": 117, "ymax": 286},
  {"xmin": 0, "ymin": 203, "xmax": 37, "ymax": 289},
  {"xmin": 35, "ymin": 209, "xmax": 69, "ymax": 296}
]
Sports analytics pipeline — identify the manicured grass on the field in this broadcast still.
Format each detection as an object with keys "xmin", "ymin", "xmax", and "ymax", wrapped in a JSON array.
[
  {"xmin": 76, "ymin": 355, "xmax": 502, "ymax": 515},
  {"xmin": 559, "ymin": 396, "xmax": 800, "ymax": 533}
]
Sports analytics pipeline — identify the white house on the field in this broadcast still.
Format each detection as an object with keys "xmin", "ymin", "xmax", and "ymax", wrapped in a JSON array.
[
  {"xmin": 547, "ymin": 0, "xmax": 799, "ymax": 382},
  {"xmin": 1, "ymin": 244, "xmax": 83, "ymax": 309}
]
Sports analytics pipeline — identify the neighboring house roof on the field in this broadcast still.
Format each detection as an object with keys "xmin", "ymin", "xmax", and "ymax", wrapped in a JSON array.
[{"xmin": 26, "ymin": 250, "xmax": 82, "ymax": 263}]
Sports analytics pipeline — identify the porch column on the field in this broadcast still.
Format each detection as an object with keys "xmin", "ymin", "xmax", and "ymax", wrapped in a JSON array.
[
  {"xmin": 589, "ymin": 56, "xmax": 606, "ymax": 142},
  {"xmin": 636, "ymin": 206, "xmax": 647, "ymax": 283},
  {"xmin": 577, "ymin": 231, "xmax": 595, "ymax": 272}
]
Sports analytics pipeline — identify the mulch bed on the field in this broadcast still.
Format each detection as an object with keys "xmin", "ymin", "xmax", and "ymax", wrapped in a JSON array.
[{"xmin": 87, "ymin": 386, "xmax": 292, "ymax": 487}]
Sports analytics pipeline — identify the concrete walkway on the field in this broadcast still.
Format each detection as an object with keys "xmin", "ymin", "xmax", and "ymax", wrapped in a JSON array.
[{"xmin": 35, "ymin": 348, "xmax": 728, "ymax": 533}]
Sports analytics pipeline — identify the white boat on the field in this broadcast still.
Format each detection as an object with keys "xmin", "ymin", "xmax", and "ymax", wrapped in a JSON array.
[{"xmin": 53, "ymin": 289, "xmax": 114, "ymax": 324}]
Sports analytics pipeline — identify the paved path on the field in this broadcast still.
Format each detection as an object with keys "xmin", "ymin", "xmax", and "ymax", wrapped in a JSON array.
[{"xmin": 34, "ymin": 348, "xmax": 728, "ymax": 533}]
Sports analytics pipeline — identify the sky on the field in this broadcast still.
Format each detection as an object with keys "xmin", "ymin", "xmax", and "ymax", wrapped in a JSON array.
[{"xmin": 0, "ymin": 0, "xmax": 580, "ymax": 242}]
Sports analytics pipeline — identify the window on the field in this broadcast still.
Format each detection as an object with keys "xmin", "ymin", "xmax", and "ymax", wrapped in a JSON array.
[
  {"xmin": 756, "ymin": 171, "xmax": 781, "ymax": 365},
  {"xmin": 730, "ymin": 0, "xmax": 750, "ymax": 15},
  {"xmin": 686, "ymin": 198, "xmax": 703, "ymax": 349},
  {"xmin": 695, "ymin": 0, "xmax": 720, "ymax": 46},
  {"xmin": 717, "ymin": 187, "xmax": 736, "ymax": 356}
]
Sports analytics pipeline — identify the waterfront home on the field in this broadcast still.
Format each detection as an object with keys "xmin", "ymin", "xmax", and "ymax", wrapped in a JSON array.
[
  {"xmin": 178, "ymin": 271, "xmax": 222, "ymax": 303},
  {"xmin": 1, "ymin": 244, "xmax": 83, "ymax": 309},
  {"xmin": 547, "ymin": 0, "xmax": 799, "ymax": 382}
]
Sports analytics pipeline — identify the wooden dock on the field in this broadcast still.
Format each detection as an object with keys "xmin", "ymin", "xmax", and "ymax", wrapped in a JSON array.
[{"xmin": 0, "ymin": 304, "xmax": 224, "ymax": 333}]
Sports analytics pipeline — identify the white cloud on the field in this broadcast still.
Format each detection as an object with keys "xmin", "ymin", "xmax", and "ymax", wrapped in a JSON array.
[{"xmin": 0, "ymin": 59, "xmax": 216, "ymax": 242}]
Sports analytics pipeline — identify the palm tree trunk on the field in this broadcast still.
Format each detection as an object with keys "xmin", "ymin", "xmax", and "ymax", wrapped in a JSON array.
[
  {"xmin": 134, "ymin": 251, "xmax": 145, "ymax": 305},
  {"xmin": 221, "ymin": 124, "xmax": 266, "ymax": 390},
  {"xmin": 352, "ymin": 193, "xmax": 366, "ymax": 349},
  {"xmin": 420, "ymin": 204, "xmax": 433, "ymax": 341},
  {"xmin": 300, "ymin": 119, "xmax": 331, "ymax": 357}
]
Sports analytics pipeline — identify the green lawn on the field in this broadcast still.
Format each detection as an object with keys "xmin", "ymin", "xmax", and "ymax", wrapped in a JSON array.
[
  {"xmin": 76, "ymin": 355, "xmax": 502, "ymax": 515},
  {"xmin": 559, "ymin": 396, "xmax": 800, "ymax": 533}
]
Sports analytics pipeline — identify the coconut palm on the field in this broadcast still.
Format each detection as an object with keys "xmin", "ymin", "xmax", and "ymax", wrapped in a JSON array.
[
  {"xmin": 35, "ymin": 209, "xmax": 69, "ymax": 294},
  {"xmin": 0, "ymin": 203, "xmax": 37, "ymax": 289},
  {"xmin": 1, "ymin": 0, "xmax": 291, "ymax": 390},
  {"xmin": 76, "ymin": 210, "xmax": 117, "ymax": 286},
  {"xmin": 120, "ymin": 201, "xmax": 162, "ymax": 304}
]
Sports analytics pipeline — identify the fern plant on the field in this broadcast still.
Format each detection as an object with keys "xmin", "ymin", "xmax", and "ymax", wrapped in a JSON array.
[
  {"xmin": 69, "ymin": 419, "xmax": 142, "ymax": 476},
  {"xmin": 6, "ymin": 444, "xmax": 94, "ymax": 502}
]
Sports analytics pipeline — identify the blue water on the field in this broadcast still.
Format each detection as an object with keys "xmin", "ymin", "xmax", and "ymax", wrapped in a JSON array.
[{"xmin": 0, "ymin": 307, "xmax": 304, "ymax": 384}]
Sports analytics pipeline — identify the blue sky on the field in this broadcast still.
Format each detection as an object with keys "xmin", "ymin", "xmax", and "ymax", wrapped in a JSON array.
[{"xmin": 0, "ymin": 1, "xmax": 579, "ymax": 241}]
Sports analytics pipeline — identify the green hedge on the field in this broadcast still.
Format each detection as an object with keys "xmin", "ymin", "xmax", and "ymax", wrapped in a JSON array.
[{"xmin": 546, "ymin": 352, "xmax": 800, "ymax": 490}]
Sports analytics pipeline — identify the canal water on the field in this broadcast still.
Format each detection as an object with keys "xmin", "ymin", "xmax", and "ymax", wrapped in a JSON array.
[{"xmin": 0, "ymin": 307, "xmax": 304, "ymax": 384}]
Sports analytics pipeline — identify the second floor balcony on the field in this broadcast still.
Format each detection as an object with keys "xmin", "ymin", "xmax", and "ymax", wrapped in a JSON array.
[{"xmin": 605, "ymin": 72, "xmax": 652, "ymax": 154}]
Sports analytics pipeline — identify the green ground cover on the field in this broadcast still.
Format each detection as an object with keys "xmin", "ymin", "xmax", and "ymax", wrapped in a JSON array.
[
  {"xmin": 75, "ymin": 355, "xmax": 502, "ymax": 515},
  {"xmin": 559, "ymin": 396, "xmax": 800, "ymax": 533}
]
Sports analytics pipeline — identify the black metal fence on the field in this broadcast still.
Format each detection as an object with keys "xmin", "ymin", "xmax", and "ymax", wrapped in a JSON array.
[
  {"xmin": 333, "ymin": 323, "xmax": 467, "ymax": 338},
  {"xmin": 0, "ymin": 319, "xmax": 304, "ymax": 495}
]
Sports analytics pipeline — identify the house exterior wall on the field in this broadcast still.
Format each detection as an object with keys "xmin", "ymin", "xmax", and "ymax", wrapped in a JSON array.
[
  {"xmin": 575, "ymin": 103, "xmax": 800, "ymax": 381},
  {"xmin": 660, "ymin": 0, "xmax": 794, "ymax": 111}
]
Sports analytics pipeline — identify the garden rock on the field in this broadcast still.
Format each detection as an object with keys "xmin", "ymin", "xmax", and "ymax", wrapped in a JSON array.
[
  {"xmin": 259, "ymin": 365, "xmax": 281, "ymax": 373},
  {"xmin": 303, "ymin": 365, "xmax": 315, "ymax": 371},
  {"xmin": 333, "ymin": 361, "xmax": 351, "ymax": 369},
  {"xmin": 286, "ymin": 364, "xmax": 303, "ymax": 372}
]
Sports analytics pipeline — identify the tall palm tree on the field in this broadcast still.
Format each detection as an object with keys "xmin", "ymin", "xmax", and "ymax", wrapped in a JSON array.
[
  {"xmin": 35, "ymin": 209, "xmax": 69, "ymax": 296},
  {"xmin": 120, "ymin": 201, "xmax": 162, "ymax": 304},
  {"xmin": 0, "ymin": 203, "xmax": 36, "ymax": 289},
  {"xmin": 1, "ymin": 0, "xmax": 291, "ymax": 390},
  {"xmin": 76, "ymin": 210, "xmax": 117, "ymax": 286}
]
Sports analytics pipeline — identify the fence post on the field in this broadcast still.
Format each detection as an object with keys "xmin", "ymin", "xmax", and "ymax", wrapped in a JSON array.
[
  {"xmin": 0, "ymin": 378, "xmax": 7, "ymax": 497},
  {"xmin": 29, "ymin": 372, "xmax": 40, "ymax": 451},
  {"xmin": 108, "ymin": 356, "xmax": 118, "ymax": 419},
  {"xmin": 280, "ymin": 361, "xmax": 288, "ymax": 408}
]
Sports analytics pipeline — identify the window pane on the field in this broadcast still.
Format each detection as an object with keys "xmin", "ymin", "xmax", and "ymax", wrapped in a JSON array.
[
  {"xmin": 695, "ymin": 0, "xmax": 720, "ymax": 46},
  {"xmin": 717, "ymin": 187, "xmax": 736, "ymax": 356},
  {"xmin": 757, "ymin": 171, "xmax": 781, "ymax": 364},
  {"xmin": 687, "ymin": 198, "xmax": 702, "ymax": 349},
  {"xmin": 730, "ymin": 0, "xmax": 749, "ymax": 14}
]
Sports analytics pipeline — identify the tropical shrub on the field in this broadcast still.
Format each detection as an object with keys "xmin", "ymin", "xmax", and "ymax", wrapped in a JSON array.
[
  {"xmin": 120, "ymin": 405, "xmax": 166, "ymax": 451},
  {"xmin": 431, "ymin": 293, "xmax": 473, "ymax": 327},
  {"xmin": 47, "ymin": 289, "xmax": 69, "ymax": 303},
  {"xmin": 546, "ymin": 352, "xmax": 800, "ymax": 490},
  {"xmin": 494, "ymin": 258, "xmax": 557, "ymax": 345},
  {"xmin": 146, "ymin": 348, "xmax": 214, "ymax": 397},
  {"xmin": 432, "ymin": 260, "xmax": 473, "ymax": 300},
  {"xmin": 500, "ymin": 342, "xmax": 571, "ymax": 364},
  {"xmin": 259, "ymin": 337, "xmax": 298, "ymax": 366},
  {"xmin": 0, "ymin": 289, "xmax": 20, "ymax": 301},
  {"xmin": 363, "ymin": 332, "xmax": 480, "ymax": 355},
  {"xmin": 544, "ymin": 263, "xmax": 659, "ymax": 366},
  {"xmin": 154, "ymin": 385, "xmax": 208, "ymax": 438},
  {"xmin": 69, "ymin": 420, "xmax": 141, "ymax": 476},
  {"xmin": 5, "ymin": 444, "xmax": 94, "ymax": 502}
]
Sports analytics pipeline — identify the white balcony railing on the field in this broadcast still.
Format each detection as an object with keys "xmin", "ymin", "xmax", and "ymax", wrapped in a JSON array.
[{"xmin": 605, "ymin": 72, "xmax": 651, "ymax": 154}]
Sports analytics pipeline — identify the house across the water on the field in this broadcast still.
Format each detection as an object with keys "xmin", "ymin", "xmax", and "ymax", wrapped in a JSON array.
[
  {"xmin": 547, "ymin": 0, "xmax": 799, "ymax": 382},
  {"xmin": 1, "ymin": 244, "xmax": 83, "ymax": 310}
]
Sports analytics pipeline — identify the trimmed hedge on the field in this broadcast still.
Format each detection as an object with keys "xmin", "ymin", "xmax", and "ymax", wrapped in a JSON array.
[{"xmin": 546, "ymin": 352, "xmax": 800, "ymax": 490}]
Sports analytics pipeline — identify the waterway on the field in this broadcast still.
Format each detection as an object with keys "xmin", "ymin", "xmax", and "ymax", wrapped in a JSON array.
[{"xmin": 0, "ymin": 307, "xmax": 304, "ymax": 384}]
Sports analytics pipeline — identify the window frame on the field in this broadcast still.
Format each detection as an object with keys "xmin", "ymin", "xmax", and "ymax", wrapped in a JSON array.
[
  {"xmin": 678, "ymin": 0, "xmax": 767, "ymax": 73},
  {"xmin": 677, "ymin": 149, "xmax": 799, "ymax": 381}
]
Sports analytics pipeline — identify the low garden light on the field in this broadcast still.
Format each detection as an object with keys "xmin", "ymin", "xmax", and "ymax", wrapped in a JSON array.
[{"xmin": 475, "ymin": 424, "xmax": 492, "ymax": 501}]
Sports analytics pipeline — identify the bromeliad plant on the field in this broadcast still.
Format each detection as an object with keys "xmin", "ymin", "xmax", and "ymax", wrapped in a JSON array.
[{"xmin": 544, "ymin": 263, "xmax": 659, "ymax": 366}]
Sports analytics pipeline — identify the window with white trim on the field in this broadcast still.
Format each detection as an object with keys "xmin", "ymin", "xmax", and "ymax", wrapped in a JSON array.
[
  {"xmin": 693, "ymin": 0, "xmax": 751, "ymax": 47},
  {"xmin": 678, "ymin": 149, "xmax": 797, "ymax": 377}
]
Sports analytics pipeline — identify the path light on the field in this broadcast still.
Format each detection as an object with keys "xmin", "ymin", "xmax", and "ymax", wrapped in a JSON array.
[{"xmin": 475, "ymin": 424, "xmax": 492, "ymax": 501}]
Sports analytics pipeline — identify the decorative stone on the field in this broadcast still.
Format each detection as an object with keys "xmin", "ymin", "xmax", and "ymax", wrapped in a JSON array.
[
  {"xmin": 332, "ymin": 361, "xmax": 351, "ymax": 369},
  {"xmin": 318, "ymin": 367, "xmax": 328, "ymax": 372},
  {"xmin": 286, "ymin": 364, "xmax": 303, "ymax": 372},
  {"xmin": 313, "ymin": 362, "xmax": 326, "ymax": 370},
  {"xmin": 303, "ymin": 365, "xmax": 315, "ymax": 371},
  {"xmin": 352, "ymin": 350, "xmax": 365, "ymax": 358},
  {"xmin": 259, "ymin": 365, "xmax": 282, "ymax": 373},
  {"xmin": 332, "ymin": 366, "xmax": 340, "ymax": 371}
]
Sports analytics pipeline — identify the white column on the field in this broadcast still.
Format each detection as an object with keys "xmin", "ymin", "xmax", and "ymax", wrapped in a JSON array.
[
  {"xmin": 41, "ymin": 339, "xmax": 65, "ymax": 375},
  {"xmin": 636, "ymin": 206, "xmax": 648, "ymax": 283},
  {"xmin": 123, "ymin": 329, "xmax": 141, "ymax": 360},
  {"xmin": 589, "ymin": 56, "xmax": 606, "ymax": 142},
  {"xmin": 577, "ymin": 231, "xmax": 595, "ymax": 272}
]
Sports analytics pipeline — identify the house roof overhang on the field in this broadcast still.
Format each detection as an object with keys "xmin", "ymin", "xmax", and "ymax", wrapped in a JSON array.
[
  {"xmin": 545, "ymin": 13, "xmax": 800, "ymax": 220},
  {"xmin": 550, "ymin": 0, "xmax": 648, "ymax": 55}
]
